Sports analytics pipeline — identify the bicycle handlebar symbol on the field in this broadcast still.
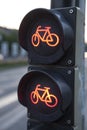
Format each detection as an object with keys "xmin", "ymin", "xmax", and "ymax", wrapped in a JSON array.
[
  {"xmin": 30, "ymin": 84, "xmax": 58, "ymax": 108},
  {"xmin": 31, "ymin": 26, "xmax": 60, "ymax": 47}
]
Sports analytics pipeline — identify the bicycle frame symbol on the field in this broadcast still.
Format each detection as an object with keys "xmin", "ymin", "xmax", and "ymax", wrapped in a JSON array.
[
  {"xmin": 31, "ymin": 26, "xmax": 60, "ymax": 47},
  {"xmin": 30, "ymin": 84, "xmax": 58, "ymax": 108}
]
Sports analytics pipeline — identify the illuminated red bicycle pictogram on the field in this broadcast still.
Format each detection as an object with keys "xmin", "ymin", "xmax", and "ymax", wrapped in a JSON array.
[
  {"xmin": 30, "ymin": 84, "xmax": 58, "ymax": 108},
  {"xmin": 31, "ymin": 26, "xmax": 60, "ymax": 47}
]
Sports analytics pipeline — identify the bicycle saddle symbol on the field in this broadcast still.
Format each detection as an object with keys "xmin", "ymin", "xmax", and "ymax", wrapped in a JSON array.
[
  {"xmin": 31, "ymin": 26, "xmax": 60, "ymax": 47},
  {"xmin": 30, "ymin": 84, "xmax": 58, "ymax": 108}
]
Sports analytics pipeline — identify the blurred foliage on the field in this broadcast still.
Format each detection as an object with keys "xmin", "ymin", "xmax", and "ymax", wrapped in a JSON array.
[
  {"xmin": 0, "ymin": 27, "xmax": 18, "ymax": 43},
  {"xmin": 0, "ymin": 59, "xmax": 28, "ymax": 70},
  {"xmin": 0, "ymin": 27, "xmax": 19, "ymax": 55}
]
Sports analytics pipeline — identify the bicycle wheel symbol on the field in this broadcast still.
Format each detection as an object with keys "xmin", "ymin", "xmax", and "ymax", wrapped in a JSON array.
[
  {"xmin": 31, "ymin": 91, "xmax": 38, "ymax": 104},
  {"xmin": 32, "ymin": 34, "xmax": 40, "ymax": 47},
  {"xmin": 46, "ymin": 33, "xmax": 59, "ymax": 47},
  {"xmin": 45, "ymin": 94, "xmax": 58, "ymax": 108}
]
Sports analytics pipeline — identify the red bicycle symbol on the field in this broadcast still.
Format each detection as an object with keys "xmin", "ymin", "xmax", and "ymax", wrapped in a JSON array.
[
  {"xmin": 30, "ymin": 84, "xmax": 58, "ymax": 108},
  {"xmin": 31, "ymin": 26, "xmax": 60, "ymax": 47}
]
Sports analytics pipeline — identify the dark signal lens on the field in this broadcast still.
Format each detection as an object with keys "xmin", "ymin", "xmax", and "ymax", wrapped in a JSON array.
[
  {"xmin": 19, "ymin": 8, "xmax": 73, "ymax": 64},
  {"xmin": 18, "ymin": 70, "xmax": 72, "ymax": 122}
]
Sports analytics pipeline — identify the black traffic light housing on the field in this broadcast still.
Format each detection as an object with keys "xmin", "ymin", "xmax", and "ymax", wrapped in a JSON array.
[
  {"xmin": 18, "ymin": 69, "xmax": 73, "ymax": 122},
  {"xmin": 19, "ymin": 7, "xmax": 74, "ymax": 65},
  {"xmin": 18, "ymin": 7, "xmax": 84, "ymax": 130}
]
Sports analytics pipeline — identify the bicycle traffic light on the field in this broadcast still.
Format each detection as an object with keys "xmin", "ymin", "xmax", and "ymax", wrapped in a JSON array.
[
  {"xmin": 19, "ymin": 8, "xmax": 74, "ymax": 65},
  {"xmin": 18, "ymin": 7, "xmax": 84, "ymax": 130}
]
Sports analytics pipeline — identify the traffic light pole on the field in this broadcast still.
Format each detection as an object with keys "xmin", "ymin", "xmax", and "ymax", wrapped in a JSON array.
[
  {"xmin": 51, "ymin": 0, "xmax": 75, "ymax": 8},
  {"xmin": 51, "ymin": 0, "xmax": 85, "ymax": 14}
]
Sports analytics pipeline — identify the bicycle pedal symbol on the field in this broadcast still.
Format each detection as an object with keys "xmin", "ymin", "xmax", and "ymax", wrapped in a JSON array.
[
  {"xmin": 30, "ymin": 84, "xmax": 58, "ymax": 108},
  {"xmin": 31, "ymin": 26, "xmax": 60, "ymax": 47}
]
